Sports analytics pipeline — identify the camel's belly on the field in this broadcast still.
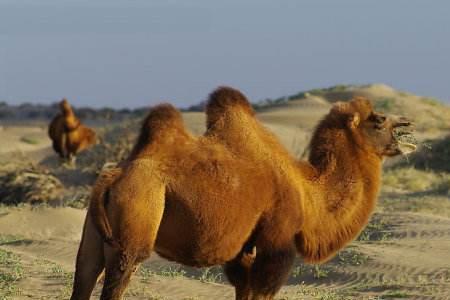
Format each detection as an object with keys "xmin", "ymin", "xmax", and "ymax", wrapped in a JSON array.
[
  {"xmin": 154, "ymin": 202, "xmax": 258, "ymax": 267},
  {"xmin": 154, "ymin": 230, "xmax": 243, "ymax": 267},
  {"xmin": 152, "ymin": 174, "xmax": 265, "ymax": 267}
]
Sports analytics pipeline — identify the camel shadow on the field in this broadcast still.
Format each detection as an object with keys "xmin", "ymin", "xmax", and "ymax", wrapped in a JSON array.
[{"xmin": 140, "ymin": 255, "xmax": 359, "ymax": 287}]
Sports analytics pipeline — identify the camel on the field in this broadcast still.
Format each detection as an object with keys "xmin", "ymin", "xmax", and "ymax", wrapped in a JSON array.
[
  {"xmin": 70, "ymin": 89, "xmax": 416, "ymax": 300},
  {"xmin": 48, "ymin": 98, "xmax": 96, "ymax": 165}
]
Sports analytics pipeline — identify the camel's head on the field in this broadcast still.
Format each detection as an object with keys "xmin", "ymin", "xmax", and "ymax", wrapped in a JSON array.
[
  {"xmin": 59, "ymin": 98, "xmax": 73, "ymax": 115},
  {"xmin": 332, "ymin": 97, "xmax": 417, "ymax": 157}
]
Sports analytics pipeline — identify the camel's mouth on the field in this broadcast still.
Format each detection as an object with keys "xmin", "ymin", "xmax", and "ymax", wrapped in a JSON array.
[
  {"xmin": 393, "ymin": 125, "xmax": 417, "ymax": 155},
  {"xmin": 397, "ymin": 141, "xmax": 417, "ymax": 155}
]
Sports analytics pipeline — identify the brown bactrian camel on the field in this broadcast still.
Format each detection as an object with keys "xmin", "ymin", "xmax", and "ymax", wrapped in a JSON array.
[
  {"xmin": 48, "ymin": 98, "xmax": 96, "ymax": 164},
  {"xmin": 70, "ymin": 88, "xmax": 416, "ymax": 300}
]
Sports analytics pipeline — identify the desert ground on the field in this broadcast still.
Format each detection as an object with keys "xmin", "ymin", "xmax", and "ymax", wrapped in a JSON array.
[{"xmin": 1, "ymin": 84, "xmax": 449, "ymax": 299}]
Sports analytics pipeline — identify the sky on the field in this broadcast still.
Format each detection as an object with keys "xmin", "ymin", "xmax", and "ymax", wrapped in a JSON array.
[{"xmin": 0, "ymin": 0, "xmax": 449, "ymax": 108}]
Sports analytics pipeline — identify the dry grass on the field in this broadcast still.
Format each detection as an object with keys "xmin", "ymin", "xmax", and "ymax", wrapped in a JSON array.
[
  {"xmin": 19, "ymin": 136, "xmax": 40, "ymax": 145},
  {"xmin": 381, "ymin": 195, "xmax": 450, "ymax": 218},
  {"xmin": 0, "ymin": 248, "xmax": 23, "ymax": 299},
  {"xmin": 76, "ymin": 121, "xmax": 138, "ymax": 173},
  {"xmin": 403, "ymin": 135, "xmax": 450, "ymax": 173},
  {"xmin": 381, "ymin": 165, "xmax": 450, "ymax": 217}
]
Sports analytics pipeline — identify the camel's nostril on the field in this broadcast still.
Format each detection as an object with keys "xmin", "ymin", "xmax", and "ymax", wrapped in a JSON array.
[
  {"xmin": 393, "ymin": 116, "xmax": 413, "ymax": 128},
  {"xmin": 394, "ymin": 122, "xmax": 412, "ymax": 128}
]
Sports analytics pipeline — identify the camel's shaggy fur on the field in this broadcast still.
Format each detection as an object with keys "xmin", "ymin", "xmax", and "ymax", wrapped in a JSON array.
[
  {"xmin": 70, "ymin": 88, "xmax": 415, "ymax": 300},
  {"xmin": 48, "ymin": 99, "xmax": 96, "ymax": 163}
]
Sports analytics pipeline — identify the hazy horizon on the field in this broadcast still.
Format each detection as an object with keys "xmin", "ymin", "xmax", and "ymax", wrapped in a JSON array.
[{"xmin": 1, "ymin": 0, "xmax": 449, "ymax": 108}]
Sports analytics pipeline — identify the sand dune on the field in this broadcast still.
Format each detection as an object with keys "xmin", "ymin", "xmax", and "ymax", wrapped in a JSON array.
[{"xmin": 1, "ymin": 86, "xmax": 450, "ymax": 299}]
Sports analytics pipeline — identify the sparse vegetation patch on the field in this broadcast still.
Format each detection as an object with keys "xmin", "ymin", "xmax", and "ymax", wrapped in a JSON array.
[
  {"xmin": 20, "ymin": 136, "xmax": 40, "ymax": 145},
  {"xmin": 296, "ymin": 283, "xmax": 351, "ymax": 300},
  {"xmin": 157, "ymin": 265, "xmax": 187, "ymax": 278},
  {"xmin": 374, "ymin": 98, "xmax": 395, "ymax": 112},
  {"xmin": 357, "ymin": 214, "xmax": 392, "ymax": 242},
  {"xmin": 199, "ymin": 267, "xmax": 223, "ymax": 283},
  {"xmin": 0, "ymin": 248, "xmax": 24, "ymax": 299},
  {"xmin": 77, "ymin": 121, "xmax": 138, "ymax": 173},
  {"xmin": 337, "ymin": 247, "xmax": 369, "ymax": 266},
  {"xmin": 381, "ymin": 290, "xmax": 410, "ymax": 299}
]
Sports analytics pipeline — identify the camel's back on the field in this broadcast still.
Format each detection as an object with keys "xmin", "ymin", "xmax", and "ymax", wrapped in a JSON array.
[
  {"xmin": 79, "ymin": 126, "xmax": 96, "ymax": 149},
  {"xmin": 66, "ymin": 125, "xmax": 96, "ymax": 154}
]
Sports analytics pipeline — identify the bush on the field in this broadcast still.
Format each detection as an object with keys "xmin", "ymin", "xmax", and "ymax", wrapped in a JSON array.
[
  {"xmin": 0, "ymin": 164, "xmax": 63, "ymax": 205},
  {"xmin": 374, "ymin": 98, "xmax": 395, "ymax": 112},
  {"xmin": 406, "ymin": 136, "xmax": 450, "ymax": 173},
  {"xmin": 76, "ymin": 121, "xmax": 138, "ymax": 173}
]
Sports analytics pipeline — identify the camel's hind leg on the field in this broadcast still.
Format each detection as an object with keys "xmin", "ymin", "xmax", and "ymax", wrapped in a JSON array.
[
  {"xmin": 70, "ymin": 214, "xmax": 105, "ymax": 300},
  {"xmin": 99, "ymin": 246, "xmax": 139, "ymax": 300}
]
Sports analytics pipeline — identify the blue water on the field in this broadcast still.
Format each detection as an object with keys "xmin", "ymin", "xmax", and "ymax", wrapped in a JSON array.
[{"xmin": 0, "ymin": 0, "xmax": 449, "ymax": 108}]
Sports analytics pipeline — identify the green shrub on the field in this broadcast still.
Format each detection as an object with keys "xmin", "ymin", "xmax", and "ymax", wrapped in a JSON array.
[{"xmin": 374, "ymin": 98, "xmax": 395, "ymax": 112}]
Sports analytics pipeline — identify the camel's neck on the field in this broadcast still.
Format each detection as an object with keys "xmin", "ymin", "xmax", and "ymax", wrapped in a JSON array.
[
  {"xmin": 297, "ymin": 128, "xmax": 382, "ymax": 263},
  {"xmin": 63, "ymin": 109, "xmax": 80, "ymax": 131}
]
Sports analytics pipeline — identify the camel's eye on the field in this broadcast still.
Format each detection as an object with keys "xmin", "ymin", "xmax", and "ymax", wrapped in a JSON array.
[
  {"xmin": 369, "ymin": 114, "xmax": 386, "ymax": 128},
  {"xmin": 374, "ymin": 125, "xmax": 386, "ymax": 131},
  {"xmin": 377, "ymin": 116, "xmax": 386, "ymax": 123}
]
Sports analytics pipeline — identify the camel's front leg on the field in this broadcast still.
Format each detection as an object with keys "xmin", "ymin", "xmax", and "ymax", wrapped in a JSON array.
[
  {"xmin": 224, "ymin": 246, "xmax": 257, "ymax": 300},
  {"xmin": 248, "ymin": 244, "xmax": 296, "ymax": 300}
]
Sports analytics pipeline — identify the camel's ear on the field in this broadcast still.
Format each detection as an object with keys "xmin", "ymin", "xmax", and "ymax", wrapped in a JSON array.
[{"xmin": 347, "ymin": 112, "xmax": 360, "ymax": 129}]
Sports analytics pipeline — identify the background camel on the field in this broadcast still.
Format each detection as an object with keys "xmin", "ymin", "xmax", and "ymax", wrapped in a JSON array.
[
  {"xmin": 48, "ymin": 99, "xmax": 96, "ymax": 164},
  {"xmin": 70, "ymin": 91, "xmax": 416, "ymax": 300}
]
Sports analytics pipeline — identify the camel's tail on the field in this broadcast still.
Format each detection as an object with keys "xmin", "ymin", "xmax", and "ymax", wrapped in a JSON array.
[{"xmin": 88, "ymin": 166, "xmax": 122, "ymax": 249}]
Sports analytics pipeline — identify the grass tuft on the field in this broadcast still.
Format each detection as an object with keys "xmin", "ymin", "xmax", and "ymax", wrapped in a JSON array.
[
  {"xmin": 20, "ymin": 136, "xmax": 40, "ymax": 145},
  {"xmin": 357, "ymin": 214, "xmax": 392, "ymax": 242}
]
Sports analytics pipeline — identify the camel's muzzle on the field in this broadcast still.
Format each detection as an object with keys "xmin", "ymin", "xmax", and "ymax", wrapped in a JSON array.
[{"xmin": 392, "ymin": 118, "xmax": 417, "ymax": 155}]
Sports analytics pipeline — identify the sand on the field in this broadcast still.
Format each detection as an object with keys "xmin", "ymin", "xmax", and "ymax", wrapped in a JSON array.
[{"xmin": 2, "ymin": 206, "xmax": 449, "ymax": 299}]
